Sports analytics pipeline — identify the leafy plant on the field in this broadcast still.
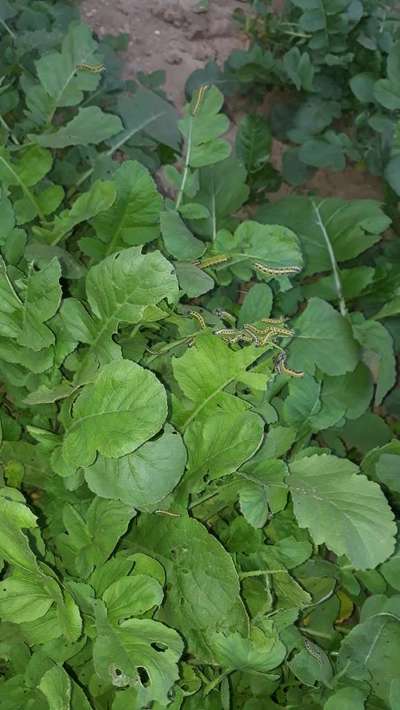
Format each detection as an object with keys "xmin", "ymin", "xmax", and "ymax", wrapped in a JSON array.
[
  {"xmin": 206, "ymin": 0, "xmax": 400, "ymax": 194},
  {"xmin": 0, "ymin": 2, "xmax": 399, "ymax": 709}
]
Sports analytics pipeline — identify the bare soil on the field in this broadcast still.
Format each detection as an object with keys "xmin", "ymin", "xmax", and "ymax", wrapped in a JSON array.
[{"xmin": 81, "ymin": 0, "xmax": 383, "ymax": 201}]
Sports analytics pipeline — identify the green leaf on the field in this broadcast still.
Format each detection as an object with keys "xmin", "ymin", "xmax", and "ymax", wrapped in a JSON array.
[
  {"xmin": 172, "ymin": 333, "xmax": 264, "ymax": 427},
  {"xmin": 352, "ymin": 317, "xmax": 396, "ymax": 405},
  {"xmin": 92, "ymin": 161, "xmax": 162, "ymax": 253},
  {"xmin": 63, "ymin": 360, "xmax": 167, "ymax": 468},
  {"xmin": 31, "ymin": 107, "xmax": 123, "ymax": 148},
  {"xmin": 210, "ymin": 627, "xmax": 286, "ymax": 673},
  {"xmin": 116, "ymin": 88, "xmax": 180, "ymax": 152},
  {"xmin": 175, "ymin": 262, "xmax": 214, "ymax": 297},
  {"xmin": 283, "ymin": 48, "xmax": 314, "ymax": 91},
  {"xmin": 38, "ymin": 666, "xmax": 71, "ymax": 710},
  {"xmin": 350, "ymin": 73, "xmax": 376, "ymax": 103},
  {"xmin": 299, "ymin": 139, "xmax": 346, "ymax": 170},
  {"xmin": 184, "ymin": 410, "xmax": 264, "ymax": 493},
  {"xmin": 374, "ymin": 79, "xmax": 400, "ymax": 110},
  {"xmin": 61, "ymin": 247, "xmax": 178, "ymax": 365},
  {"xmin": 161, "ymin": 210, "xmax": 205, "ymax": 260},
  {"xmin": 238, "ymin": 283, "xmax": 273, "ymax": 326},
  {"xmin": 0, "ymin": 574, "xmax": 54, "ymax": 623},
  {"xmin": 133, "ymin": 515, "xmax": 248, "ymax": 660},
  {"xmin": 103, "ymin": 575, "xmax": 163, "ymax": 624},
  {"xmin": 257, "ymin": 197, "xmax": 390, "ymax": 275},
  {"xmin": 324, "ymin": 688, "xmax": 367, "ymax": 710},
  {"xmin": 289, "ymin": 454, "xmax": 396, "ymax": 569},
  {"xmin": 385, "ymin": 156, "xmax": 400, "ymax": 195},
  {"xmin": 338, "ymin": 606, "xmax": 400, "ymax": 703},
  {"xmin": 84, "ymin": 430, "xmax": 187, "ymax": 510},
  {"xmin": 93, "ymin": 602, "xmax": 183, "ymax": 706},
  {"xmin": 235, "ymin": 115, "xmax": 272, "ymax": 172},
  {"xmin": 35, "ymin": 23, "xmax": 100, "ymax": 116},
  {"xmin": 0, "ymin": 257, "xmax": 61, "ymax": 351},
  {"xmin": 289, "ymin": 298, "xmax": 359, "ymax": 376},
  {"xmin": 215, "ymin": 221, "xmax": 303, "ymax": 280}
]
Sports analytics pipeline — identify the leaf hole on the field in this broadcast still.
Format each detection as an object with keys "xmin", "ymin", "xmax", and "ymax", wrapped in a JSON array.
[
  {"xmin": 137, "ymin": 666, "xmax": 150, "ymax": 687},
  {"xmin": 151, "ymin": 641, "xmax": 168, "ymax": 653}
]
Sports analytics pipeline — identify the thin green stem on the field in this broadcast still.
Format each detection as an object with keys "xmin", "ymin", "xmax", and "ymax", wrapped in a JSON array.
[
  {"xmin": 176, "ymin": 117, "xmax": 193, "ymax": 210},
  {"xmin": 203, "ymin": 670, "xmax": 230, "ymax": 696},
  {"xmin": 0, "ymin": 114, "xmax": 19, "ymax": 145},
  {"xmin": 312, "ymin": 200, "xmax": 347, "ymax": 317},
  {"xmin": 239, "ymin": 569, "xmax": 286, "ymax": 579},
  {"xmin": 0, "ymin": 18, "xmax": 16, "ymax": 39}
]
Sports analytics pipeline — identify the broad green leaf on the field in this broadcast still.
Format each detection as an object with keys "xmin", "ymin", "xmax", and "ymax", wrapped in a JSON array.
[
  {"xmin": 61, "ymin": 247, "xmax": 178, "ymax": 365},
  {"xmin": 289, "ymin": 646, "xmax": 332, "ymax": 687},
  {"xmin": 215, "ymin": 220, "xmax": 303, "ymax": 273},
  {"xmin": 283, "ymin": 48, "xmax": 314, "ymax": 91},
  {"xmin": 63, "ymin": 360, "xmax": 167, "ymax": 468},
  {"xmin": 289, "ymin": 454, "xmax": 396, "ymax": 568},
  {"xmin": 172, "ymin": 333, "xmax": 264, "ymax": 427},
  {"xmin": 352, "ymin": 317, "xmax": 396, "ymax": 404},
  {"xmin": 57, "ymin": 498, "xmax": 136, "ymax": 578},
  {"xmin": 289, "ymin": 298, "xmax": 359, "ymax": 375},
  {"xmin": 385, "ymin": 156, "xmax": 400, "ymax": 195},
  {"xmin": 32, "ymin": 107, "xmax": 123, "ymax": 148},
  {"xmin": 38, "ymin": 666, "xmax": 71, "ymax": 710},
  {"xmin": 374, "ymin": 296, "xmax": 400, "ymax": 320},
  {"xmin": 238, "ymin": 283, "xmax": 273, "ymax": 326},
  {"xmin": 324, "ymin": 687, "xmax": 367, "ymax": 710},
  {"xmin": 84, "ymin": 430, "xmax": 186, "ymax": 510},
  {"xmin": 161, "ymin": 210, "xmax": 205, "ymax": 260},
  {"xmin": 257, "ymin": 197, "xmax": 390, "ymax": 275},
  {"xmin": 183, "ymin": 410, "xmax": 264, "ymax": 493},
  {"xmin": 103, "ymin": 575, "xmax": 163, "ymax": 624},
  {"xmin": 174, "ymin": 262, "xmax": 214, "ymax": 297},
  {"xmin": 92, "ymin": 161, "xmax": 162, "ymax": 254},
  {"xmin": 299, "ymin": 139, "xmax": 346, "ymax": 170},
  {"xmin": 115, "ymin": 88, "xmax": 180, "ymax": 152},
  {"xmin": 210, "ymin": 627, "xmax": 286, "ymax": 673},
  {"xmin": 235, "ymin": 115, "xmax": 272, "ymax": 171},
  {"xmin": 35, "ymin": 23, "xmax": 99, "ymax": 112},
  {"xmin": 132, "ymin": 515, "xmax": 248, "ymax": 660},
  {"xmin": 190, "ymin": 156, "xmax": 249, "ymax": 238},
  {"xmin": 0, "ymin": 257, "xmax": 61, "ymax": 351},
  {"xmin": 94, "ymin": 602, "xmax": 183, "ymax": 706},
  {"xmin": 0, "ymin": 575, "xmax": 54, "ymax": 623},
  {"xmin": 179, "ymin": 86, "xmax": 231, "ymax": 169},
  {"xmin": 338, "ymin": 607, "xmax": 400, "ymax": 703}
]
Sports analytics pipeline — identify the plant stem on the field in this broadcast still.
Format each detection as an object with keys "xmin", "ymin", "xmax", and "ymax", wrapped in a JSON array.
[
  {"xmin": 239, "ymin": 569, "xmax": 286, "ymax": 579},
  {"xmin": 0, "ymin": 115, "xmax": 19, "ymax": 145},
  {"xmin": 0, "ymin": 18, "xmax": 16, "ymax": 39},
  {"xmin": 312, "ymin": 200, "xmax": 347, "ymax": 317},
  {"xmin": 203, "ymin": 670, "xmax": 230, "ymax": 696},
  {"xmin": 175, "ymin": 117, "xmax": 193, "ymax": 210}
]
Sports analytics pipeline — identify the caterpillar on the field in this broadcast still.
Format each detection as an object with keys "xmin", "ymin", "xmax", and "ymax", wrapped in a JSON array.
[
  {"xmin": 244, "ymin": 324, "xmax": 295, "ymax": 338},
  {"xmin": 304, "ymin": 638, "xmax": 324, "ymax": 665},
  {"xmin": 261, "ymin": 317, "xmax": 287, "ymax": 325},
  {"xmin": 196, "ymin": 255, "xmax": 228, "ymax": 269},
  {"xmin": 215, "ymin": 309, "xmax": 236, "ymax": 326},
  {"xmin": 254, "ymin": 262, "xmax": 302, "ymax": 276},
  {"xmin": 214, "ymin": 328, "xmax": 239, "ymax": 341},
  {"xmin": 275, "ymin": 351, "xmax": 304, "ymax": 378},
  {"xmin": 190, "ymin": 311, "xmax": 206, "ymax": 329},
  {"xmin": 77, "ymin": 63, "xmax": 105, "ymax": 73},
  {"xmin": 192, "ymin": 84, "xmax": 209, "ymax": 116}
]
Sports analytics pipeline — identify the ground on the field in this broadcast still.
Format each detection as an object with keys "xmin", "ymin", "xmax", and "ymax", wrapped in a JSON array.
[{"xmin": 81, "ymin": 0, "xmax": 383, "ymax": 201}]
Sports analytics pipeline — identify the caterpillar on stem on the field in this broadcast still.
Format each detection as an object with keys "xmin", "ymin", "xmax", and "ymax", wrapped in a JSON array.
[{"xmin": 195, "ymin": 255, "xmax": 228, "ymax": 269}]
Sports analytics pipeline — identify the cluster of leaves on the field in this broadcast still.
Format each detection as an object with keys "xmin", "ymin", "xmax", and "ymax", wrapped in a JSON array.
[
  {"xmin": 191, "ymin": 0, "xmax": 400, "ymax": 194},
  {"xmin": 0, "ymin": 2, "xmax": 400, "ymax": 710}
]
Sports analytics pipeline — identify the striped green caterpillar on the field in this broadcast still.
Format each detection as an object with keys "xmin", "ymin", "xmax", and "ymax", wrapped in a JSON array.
[
  {"xmin": 215, "ymin": 309, "xmax": 236, "ymax": 327},
  {"xmin": 261, "ymin": 317, "xmax": 287, "ymax": 325},
  {"xmin": 244, "ymin": 324, "xmax": 295, "ymax": 339},
  {"xmin": 196, "ymin": 255, "xmax": 228, "ymax": 269},
  {"xmin": 304, "ymin": 638, "xmax": 324, "ymax": 665},
  {"xmin": 214, "ymin": 328, "xmax": 238, "ymax": 340},
  {"xmin": 77, "ymin": 63, "xmax": 105, "ymax": 73},
  {"xmin": 192, "ymin": 84, "xmax": 209, "ymax": 116},
  {"xmin": 275, "ymin": 351, "xmax": 304, "ymax": 378},
  {"xmin": 254, "ymin": 262, "xmax": 302, "ymax": 276},
  {"xmin": 190, "ymin": 311, "xmax": 206, "ymax": 329}
]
